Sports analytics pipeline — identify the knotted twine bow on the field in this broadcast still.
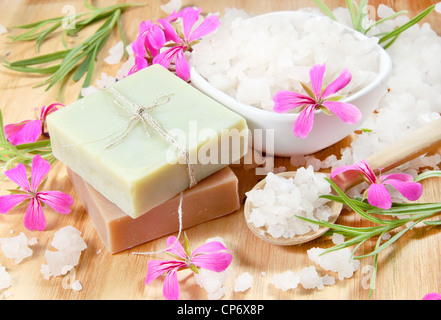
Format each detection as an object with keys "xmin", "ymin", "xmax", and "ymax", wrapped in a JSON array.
[{"xmin": 102, "ymin": 85, "xmax": 197, "ymax": 256}]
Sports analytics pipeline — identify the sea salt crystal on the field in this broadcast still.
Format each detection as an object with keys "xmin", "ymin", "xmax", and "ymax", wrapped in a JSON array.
[
  {"xmin": 0, "ymin": 232, "xmax": 33, "ymax": 264},
  {"xmin": 246, "ymin": 166, "xmax": 332, "ymax": 239},
  {"xmin": 194, "ymin": 268, "xmax": 231, "ymax": 300},
  {"xmin": 160, "ymin": 0, "xmax": 182, "ymax": 14},
  {"xmin": 307, "ymin": 247, "xmax": 360, "ymax": 280},
  {"xmin": 40, "ymin": 226, "xmax": 87, "ymax": 280},
  {"xmin": 192, "ymin": 9, "xmax": 380, "ymax": 110},
  {"xmin": 270, "ymin": 271, "xmax": 300, "ymax": 291},
  {"xmin": 104, "ymin": 41, "xmax": 124, "ymax": 65},
  {"xmin": 0, "ymin": 265, "xmax": 12, "ymax": 290},
  {"xmin": 233, "ymin": 272, "xmax": 253, "ymax": 292},
  {"xmin": 0, "ymin": 24, "xmax": 7, "ymax": 35}
]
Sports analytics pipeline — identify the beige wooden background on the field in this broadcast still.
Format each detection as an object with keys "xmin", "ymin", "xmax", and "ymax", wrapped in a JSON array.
[{"xmin": 0, "ymin": 0, "xmax": 440, "ymax": 300}]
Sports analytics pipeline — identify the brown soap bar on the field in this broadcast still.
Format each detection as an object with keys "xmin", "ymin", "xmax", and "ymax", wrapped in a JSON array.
[{"xmin": 68, "ymin": 167, "xmax": 240, "ymax": 254}]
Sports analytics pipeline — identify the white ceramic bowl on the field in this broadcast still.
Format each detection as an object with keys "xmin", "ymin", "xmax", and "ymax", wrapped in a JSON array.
[{"xmin": 190, "ymin": 11, "xmax": 392, "ymax": 157}]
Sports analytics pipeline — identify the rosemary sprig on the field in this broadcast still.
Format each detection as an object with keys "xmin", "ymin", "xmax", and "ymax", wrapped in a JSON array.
[
  {"xmin": 3, "ymin": 1, "xmax": 144, "ymax": 101},
  {"xmin": 313, "ymin": 0, "xmax": 436, "ymax": 49},
  {"xmin": 298, "ymin": 175, "xmax": 441, "ymax": 297}
]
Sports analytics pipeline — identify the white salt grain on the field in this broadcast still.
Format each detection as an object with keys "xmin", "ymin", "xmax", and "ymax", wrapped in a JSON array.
[
  {"xmin": 0, "ymin": 232, "xmax": 33, "ymax": 264},
  {"xmin": 233, "ymin": 272, "xmax": 253, "ymax": 292},
  {"xmin": 270, "ymin": 271, "xmax": 300, "ymax": 291},
  {"xmin": 104, "ymin": 41, "xmax": 124, "ymax": 65},
  {"xmin": 192, "ymin": 10, "xmax": 380, "ymax": 110},
  {"xmin": 41, "ymin": 226, "xmax": 87, "ymax": 280},
  {"xmin": 307, "ymin": 247, "xmax": 360, "ymax": 280},
  {"xmin": 0, "ymin": 24, "xmax": 7, "ymax": 35},
  {"xmin": 0, "ymin": 265, "xmax": 12, "ymax": 290},
  {"xmin": 160, "ymin": 0, "xmax": 182, "ymax": 14},
  {"xmin": 194, "ymin": 268, "xmax": 231, "ymax": 300},
  {"xmin": 246, "ymin": 166, "xmax": 332, "ymax": 239},
  {"xmin": 435, "ymin": 2, "xmax": 441, "ymax": 14}
]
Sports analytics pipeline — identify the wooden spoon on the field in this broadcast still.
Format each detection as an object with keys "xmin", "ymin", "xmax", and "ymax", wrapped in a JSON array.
[{"xmin": 244, "ymin": 117, "xmax": 441, "ymax": 245}]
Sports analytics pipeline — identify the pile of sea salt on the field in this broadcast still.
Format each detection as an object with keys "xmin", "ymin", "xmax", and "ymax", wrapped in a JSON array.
[
  {"xmin": 192, "ymin": 8, "xmax": 380, "ymax": 111},
  {"xmin": 289, "ymin": 5, "xmax": 441, "ymax": 183},
  {"xmin": 246, "ymin": 166, "xmax": 332, "ymax": 239}
]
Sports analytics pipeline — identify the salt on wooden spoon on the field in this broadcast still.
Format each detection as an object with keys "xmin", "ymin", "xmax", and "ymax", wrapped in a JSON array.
[{"xmin": 244, "ymin": 117, "xmax": 441, "ymax": 246}]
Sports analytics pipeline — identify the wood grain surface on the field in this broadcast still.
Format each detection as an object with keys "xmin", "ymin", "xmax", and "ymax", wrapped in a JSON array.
[{"xmin": 0, "ymin": 0, "xmax": 440, "ymax": 300}]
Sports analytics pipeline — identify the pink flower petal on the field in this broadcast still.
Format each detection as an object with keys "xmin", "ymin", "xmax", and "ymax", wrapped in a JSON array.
[
  {"xmin": 174, "ymin": 48, "xmax": 190, "ymax": 81},
  {"xmin": 380, "ymin": 173, "xmax": 414, "ymax": 183},
  {"xmin": 4, "ymin": 120, "xmax": 29, "ymax": 140},
  {"xmin": 180, "ymin": 7, "xmax": 202, "ymax": 40},
  {"xmin": 309, "ymin": 63, "xmax": 326, "ymax": 99},
  {"xmin": 145, "ymin": 260, "xmax": 185, "ymax": 285},
  {"xmin": 322, "ymin": 68, "xmax": 352, "ymax": 98},
  {"xmin": 367, "ymin": 183, "xmax": 392, "ymax": 209},
  {"xmin": 38, "ymin": 191, "xmax": 74, "ymax": 214},
  {"xmin": 273, "ymin": 91, "xmax": 315, "ymax": 113},
  {"xmin": 146, "ymin": 24, "xmax": 166, "ymax": 52},
  {"xmin": 40, "ymin": 103, "xmax": 62, "ymax": 120},
  {"xmin": 0, "ymin": 194, "xmax": 29, "ymax": 213},
  {"xmin": 166, "ymin": 236, "xmax": 187, "ymax": 259},
  {"xmin": 192, "ymin": 241, "xmax": 230, "ymax": 256},
  {"xmin": 30, "ymin": 154, "xmax": 51, "ymax": 191},
  {"xmin": 189, "ymin": 14, "xmax": 220, "ymax": 42},
  {"xmin": 382, "ymin": 179, "xmax": 423, "ymax": 202},
  {"xmin": 293, "ymin": 105, "xmax": 316, "ymax": 139},
  {"xmin": 153, "ymin": 46, "xmax": 182, "ymax": 70},
  {"xmin": 322, "ymin": 100, "xmax": 361, "ymax": 124},
  {"xmin": 158, "ymin": 18, "xmax": 182, "ymax": 44},
  {"xmin": 23, "ymin": 198, "xmax": 46, "ymax": 231},
  {"xmin": 423, "ymin": 293, "xmax": 441, "ymax": 300},
  {"xmin": 330, "ymin": 160, "xmax": 377, "ymax": 184},
  {"xmin": 191, "ymin": 252, "xmax": 233, "ymax": 272},
  {"xmin": 163, "ymin": 268, "xmax": 180, "ymax": 300},
  {"xmin": 5, "ymin": 120, "xmax": 42, "ymax": 146},
  {"xmin": 4, "ymin": 163, "xmax": 30, "ymax": 192}
]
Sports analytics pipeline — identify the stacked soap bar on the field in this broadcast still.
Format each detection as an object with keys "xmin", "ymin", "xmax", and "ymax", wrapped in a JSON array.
[
  {"xmin": 68, "ymin": 167, "xmax": 240, "ymax": 254},
  {"xmin": 47, "ymin": 65, "xmax": 248, "ymax": 219}
]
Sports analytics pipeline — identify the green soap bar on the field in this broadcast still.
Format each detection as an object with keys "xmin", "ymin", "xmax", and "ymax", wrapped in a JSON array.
[{"xmin": 47, "ymin": 65, "xmax": 248, "ymax": 218}]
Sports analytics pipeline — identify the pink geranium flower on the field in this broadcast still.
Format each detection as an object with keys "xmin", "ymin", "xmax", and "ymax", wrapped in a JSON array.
[
  {"xmin": 153, "ymin": 7, "xmax": 220, "ymax": 81},
  {"xmin": 330, "ymin": 160, "xmax": 423, "ymax": 210},
  {"xmin": 423, "ymin": 293, "xmax": 441, "ymax": 300},
  {"xmin": 128, "ymin": 20, "xmax": 166, "ymax": 76},
  {"xmin": 145, "ymin": 235, "xmax": 232, "ymax": 300},
  {"xmin": 273, "ymin": 63, "xmax": 362, "ymax": 139},
  {"xmin": 4, "ymin": 103, "xmax": 62, "ymax": 146},
  {"xmin": 0, "ymin": 154, "xmax": 73, "ymax": 231}
]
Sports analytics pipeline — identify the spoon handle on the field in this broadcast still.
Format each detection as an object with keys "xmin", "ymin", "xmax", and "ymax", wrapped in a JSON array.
[{"xmin": 335, "ymin": 117, "xmax": 441, "ymax": 191}]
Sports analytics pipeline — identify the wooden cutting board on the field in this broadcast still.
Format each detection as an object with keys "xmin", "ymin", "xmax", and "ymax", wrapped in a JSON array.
[{"xmin": 0, "ymin": 0, "xmax": 440, "ymax": 300}]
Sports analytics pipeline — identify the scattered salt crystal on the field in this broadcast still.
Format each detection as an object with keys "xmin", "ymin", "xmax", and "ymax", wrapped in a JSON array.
[
  {"xmin": 233, "ymin": 272, "xmax": 253, "ymax": 292},
  {"xmin": 331, "ymin": 233, "xmax": 345, "ymax": 245},
  {"xmin": 0, "ymin": 265, "xmax": 12, "ymax": 290},
  {"xmin": 0, "ymin": 24, "xmax": 7, "ymax": 35},
  {"xmin": 104, "ymin": 41, "xmax": 124, "ymax": 65},
  {"xmin": 270, "ymin": 271, "xmax": 300, "ymax": 291},
  {"xmin": 307, "ymin": 247, "xmax": 360, "ymax": 280},
  {"xmin": 40, "ymin": 226, "xmax": 87, "ymax": 280},
  {"xmin": 71, "ymin": 280, "xmax": 83, "ymax": 291},
  {"xmin": 0, "ymin": 232, "xmax": 33, "ymax": 264},
  {"xmin": 299, "ymin": 266, "xmax": 329, "ymax": 290},
  {"xmin": 361, "ymin": 265, "xmax": 374, "ymax": 290},
  {"xmin": 28, "ymin": 237, "xmax": 38, "ymax": 246},
  {"xmin": 194, "ymin": 268, "xmax": 231, "ymax": 300},
  {"xmin": 435, "ymin": 2, "xmax": 441, "ymax": 14},
  {"xmin": 160, "ymin": 0, "xmax": 182, "ymax": 14}
]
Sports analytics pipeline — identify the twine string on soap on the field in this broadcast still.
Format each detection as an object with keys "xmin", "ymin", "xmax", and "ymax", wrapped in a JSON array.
[
  {"xmin": 101, "ymin": 85, "xmax": 197, "ymax": 256},
  {"xmin": 102, "ymin": 85, "xmax": 197, "ymax": 189}
]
